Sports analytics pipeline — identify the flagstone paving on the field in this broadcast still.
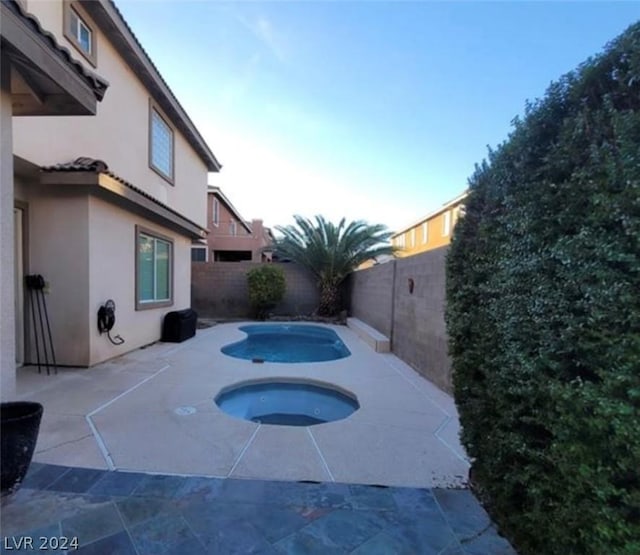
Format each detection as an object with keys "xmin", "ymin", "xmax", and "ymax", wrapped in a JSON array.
[{"xmin": 1, "ymin": 463, "xmax": 517, "ymax": 554}]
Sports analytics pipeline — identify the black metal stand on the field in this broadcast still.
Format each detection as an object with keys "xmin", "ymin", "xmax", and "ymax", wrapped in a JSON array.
[{"xmin": 24, "ymin": 275, "xmax": 57, "ymax": 375}]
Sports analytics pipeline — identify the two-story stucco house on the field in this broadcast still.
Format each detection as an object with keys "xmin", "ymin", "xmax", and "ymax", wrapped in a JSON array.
[
  {"xmin": 8, "ymin": 0, "xmax": 221, "ymax": 380},
  {"xmin": 1, "ymin": 0, "xmax": 110, "ymax": 399},
  {"xmin": 392, "ymin": 191, "xmax": 468, "ymax": 257},
  {"xmin": 192, "ymin": 186, "xmax": 273, "ymax": 263}
]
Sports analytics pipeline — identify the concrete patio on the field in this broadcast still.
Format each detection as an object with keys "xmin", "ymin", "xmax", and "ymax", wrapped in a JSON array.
[
  {"xmin": 3, "ymin": 323, "xmax": 518, "ymax": 554},
  {"xmin": 14, "ymin": 323, "xmax": 470, "ymax": 488}
]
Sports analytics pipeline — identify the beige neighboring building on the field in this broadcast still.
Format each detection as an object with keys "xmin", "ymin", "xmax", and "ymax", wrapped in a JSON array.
[
  {"xmin": 392, "ymin": 191, "xmax": 468, "ymax": 257},
  {"xmin": 191, "ymin": 186, "xmax": 273, "ymax": 263},
  {"xmin": 7, "ymin": 0, "xmax": 221, "ymax": 381}
]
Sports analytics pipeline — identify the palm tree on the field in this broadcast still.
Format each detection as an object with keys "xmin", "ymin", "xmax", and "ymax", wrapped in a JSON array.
[{"xmin": 273, "ymin": 215, "xmax": 396, "ymax": 316}]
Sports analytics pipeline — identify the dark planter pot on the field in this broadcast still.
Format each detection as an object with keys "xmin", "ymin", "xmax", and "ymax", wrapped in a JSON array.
[{"xmin": 1, "ymin": 402, "xmax": 43, "ymax": 496}]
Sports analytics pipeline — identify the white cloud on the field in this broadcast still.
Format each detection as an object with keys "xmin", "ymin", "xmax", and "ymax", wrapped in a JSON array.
[{"xmin": 234, "ymin": 12, "xmax": 288, "ymax": 63}]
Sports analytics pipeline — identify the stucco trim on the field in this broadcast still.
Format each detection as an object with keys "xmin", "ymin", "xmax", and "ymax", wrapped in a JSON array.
[{"xmin": 40, "ymin": 170, "xmax": 206, "ymax": 240}]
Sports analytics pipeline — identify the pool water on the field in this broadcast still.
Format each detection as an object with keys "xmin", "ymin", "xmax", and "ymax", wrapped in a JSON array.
[
  {"xmin": 221, "ymin": 324, "xmax": 351, "ymax": 363},
  {"xmin": 215, "ymin": 381, "xmax": 359, "ymax": 426}
]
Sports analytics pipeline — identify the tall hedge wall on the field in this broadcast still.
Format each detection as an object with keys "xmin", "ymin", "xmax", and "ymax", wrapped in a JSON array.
[{"xmin": 446, "ymin": 23, "xmax": 640, "ymax": 555}]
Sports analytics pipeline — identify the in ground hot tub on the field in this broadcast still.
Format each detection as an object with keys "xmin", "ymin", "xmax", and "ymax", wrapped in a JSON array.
[
  {"xmin": 221, "ymin": 324, "xmax": 351, "ymax": 363},
  {"xmin": 215, "ymin": 380, "xmax": 359, "ymax": 426}
]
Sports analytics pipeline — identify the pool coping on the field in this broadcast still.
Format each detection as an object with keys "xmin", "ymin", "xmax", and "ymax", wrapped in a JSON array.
[{"xmin": 15, "ymin": 322, "xmax": 471, "ymax": 489}]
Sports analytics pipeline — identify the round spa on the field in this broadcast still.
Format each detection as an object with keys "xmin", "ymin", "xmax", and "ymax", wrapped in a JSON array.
[
  {"xmin": 221, "ymin": 324, "xmax": 351, "ymax": 363},
  {"xmin": 215, "ymin": 380, "xmax": 359, "ymax": 426}
]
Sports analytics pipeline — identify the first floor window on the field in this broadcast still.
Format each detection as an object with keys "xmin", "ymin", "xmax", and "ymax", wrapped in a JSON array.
[
  {"xmin": 191, "ymin": 247, "xmax": 207, "ymax": 262},
  {"xmin": 136, "ymin": 227, "xmax": 173, "ymax": 309}
]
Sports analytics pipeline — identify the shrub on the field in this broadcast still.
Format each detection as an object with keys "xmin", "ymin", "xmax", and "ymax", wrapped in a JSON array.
[
  {"xmin": 446, "ymin": 23, "xmax": 640, "ymax": 555},
  {"xmin": 247, "ymin": 265, "xmax": 286, "ymax": 319}
]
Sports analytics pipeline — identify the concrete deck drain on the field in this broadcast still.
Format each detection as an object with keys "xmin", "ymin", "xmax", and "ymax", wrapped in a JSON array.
[{"xmin": 174, "ymin": 406, "xmax": 197, "ymax": 416}]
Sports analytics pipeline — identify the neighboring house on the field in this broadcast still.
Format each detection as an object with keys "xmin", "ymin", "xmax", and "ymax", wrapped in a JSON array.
[
  {"xmin": 8, "ymin": 0, "xmax": 221, "ymax": 375},
  {"xmin": 192, "ymin": 185, "xmax": 273, "ymax": 263},
  {"xmin": 355, "ymin": 254, "xmax": 395, "ymax": 271},
  {"xmin": 392, "ymin": 191, "xmax": 468, "ymax": 257}
]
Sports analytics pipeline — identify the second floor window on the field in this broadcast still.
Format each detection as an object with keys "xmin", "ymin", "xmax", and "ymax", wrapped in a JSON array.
[
  {"xmin": 443, "ymin": 211, "xmax": 451, "ymax": 236},
  {"xmin": 213, "ymin": 199, "xmax": 220, "ymax": 226},
  {"xmin": 150, "ymin": 106, "xmax": 174, "ymax": 182},
  {"xmin": 229, "ymin": 220, "xmax": 237, "ymax": 236},
  {"xmin": 422, "ymin": 222, "xmax": 428, "ymax": 244},
  {"xmin": 63, "ymin": 2, "xmax": 96, "ymax": 66}
]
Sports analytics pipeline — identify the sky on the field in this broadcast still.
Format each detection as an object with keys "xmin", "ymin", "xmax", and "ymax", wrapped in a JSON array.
[{"xmin": 117, "ymin": 0, "xmax": 640, "ymax": 232}]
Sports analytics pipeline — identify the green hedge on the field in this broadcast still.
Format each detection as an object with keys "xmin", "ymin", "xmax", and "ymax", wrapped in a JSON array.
[
  {"xmin": 445, "ymin": 23, "xmax": 640, "ymax": 555},
  {"xmin": 247, "ymin": 265, "xmax": 286, "ymax": 319}
]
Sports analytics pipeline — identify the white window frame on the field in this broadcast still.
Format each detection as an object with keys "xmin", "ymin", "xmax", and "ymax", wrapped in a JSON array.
[
  {"xmin": 63, "ymin": 2, "xmax": 97, "ymax": 66},
  {"xmin": 135, "ymin": 226, "xmax": 173, "ymax": 310},
  {"xmin": 74, "ymin": 13, "xmax": 92, "ymax": 55},
  {"xmin": 443, "ymin": 211, "xmax": 451, "ymax": 237},
  {"xmin": 422, "ymin": 222, "xmax": 428, "ymax": 244},
  {"xmin": 149, "ymin": 103, "xmax": 174, "ymax": 183},
  {"xmin": 410, "ymin": 228, "xmax": 416, "ymax": 248},
  {"xmin": 213, "ymin": 198, "xmax": 220, "ymax": 226}
]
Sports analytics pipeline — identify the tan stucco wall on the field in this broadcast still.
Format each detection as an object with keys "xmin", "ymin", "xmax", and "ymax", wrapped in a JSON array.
[
  {"xmin": 393, "ymin": 204, "xmax": 464, "ymax": 258},
  {"xmin": 12, "ymin": 0, "xmax": 209, "ymax": 228},
  {"xmin": 88, "ymin": 196, "xmax": 191, "ymax": 365},
  {"xmin": 12, "ymin": 185, "xmax": 192, "ymax": 367},
  {"xmin": 18, "ymin": 185, "xmax": 92, "ymax": 367},
  {"xmin": 1, "ymin": 73, "xmax": 16, "ymax": 400}
]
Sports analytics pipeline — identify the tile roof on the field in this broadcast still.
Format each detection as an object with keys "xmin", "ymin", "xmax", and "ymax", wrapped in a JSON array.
[
  {"xmin": 4, "ymin": 0, "xmax": 109, "ymax": 100},
  {"xmin": 41, "ymin": 157, "xmax": 205, "ymax": 233}
]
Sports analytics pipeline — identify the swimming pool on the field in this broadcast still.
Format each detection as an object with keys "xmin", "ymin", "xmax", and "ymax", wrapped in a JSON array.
[
  {"xmin": 221, "ymin": 324, "xmax": 351, "ymax": 363},
  {"xmin": 215, "ymin": 380, "xmax": 359, "ymax": 426}
]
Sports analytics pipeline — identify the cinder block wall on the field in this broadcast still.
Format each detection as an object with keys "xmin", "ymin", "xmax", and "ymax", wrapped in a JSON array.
[
  {"xmin": 192, "ymin": 262, "xmax": 319, "ymax": 318},
  {"xmin": 349, "ymin": 246, "xmax": 452, "ymax": 392},
  {"xmin": 348, "ymin": 262, "xmax": 395, "ymax": 338}
]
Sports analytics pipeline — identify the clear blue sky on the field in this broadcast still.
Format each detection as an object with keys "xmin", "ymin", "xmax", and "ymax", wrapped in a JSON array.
[{"xmin": 118, "ymin": 0, "xmax": 639, "ymax": 232}]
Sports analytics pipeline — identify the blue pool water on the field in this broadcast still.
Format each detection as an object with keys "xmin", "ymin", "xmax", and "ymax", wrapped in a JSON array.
[
  {"xmin": 215, "ymin": 381, "xmax": 359, "ymax": 426},
  {"xmin": 221, "ymin": 324, "xmax": 351, "ymax": 363}
]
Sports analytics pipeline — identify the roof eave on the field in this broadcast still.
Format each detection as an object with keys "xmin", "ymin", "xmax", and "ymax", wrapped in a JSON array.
[
  {"xmin": 391, "ymin": 190, "xmax": 469, "ymax": 238},
  {"xmin": 40, "ymin": 170, "xmax": 207, "ymax": 240},
  {"xmin": 1, "ymin": 0, "xmax": 109, "ymax": 114},
  {"xmin": 207, "ymin": 186, "xmax": 252, "ymax": 233},
  {"xmin": 80, "ymin": 0, "xmax": 221, "ymax": 172}
]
